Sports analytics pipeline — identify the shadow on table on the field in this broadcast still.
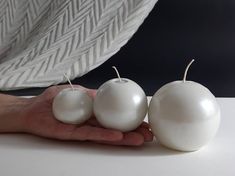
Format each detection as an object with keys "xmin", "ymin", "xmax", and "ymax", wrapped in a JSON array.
[{"xmin": 0, "ymin": 134, "xmax": 188, "ymax": 157}]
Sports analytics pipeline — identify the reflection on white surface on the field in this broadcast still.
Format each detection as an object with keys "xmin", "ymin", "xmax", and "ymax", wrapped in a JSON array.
[
  {"xmin": 133, "ymin": 95, "xmax": 141, "ymax": 104},
  {"xmin": 200, "ymin": 99, "xmax": 215, "ymax": 116}
]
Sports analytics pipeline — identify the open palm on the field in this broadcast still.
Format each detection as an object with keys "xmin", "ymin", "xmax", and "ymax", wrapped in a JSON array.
[{"xmin": 21, "ymin": 85, "xmax": 153, "ymax": 146}]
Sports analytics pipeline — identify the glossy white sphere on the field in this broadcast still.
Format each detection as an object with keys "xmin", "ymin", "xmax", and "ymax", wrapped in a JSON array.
[
  {"xmin": 148, "ymin": 81, "xmax": 221, "ymax": 151},
  {"xmin": 94, "ymin": 78, "xmax": 148, "ymax": 132},
  {"xmin": 52, "ymin": 88, "xmax": 93, "ymax": 124}
]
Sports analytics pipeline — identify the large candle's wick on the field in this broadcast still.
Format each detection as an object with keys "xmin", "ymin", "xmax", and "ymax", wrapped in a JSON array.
[
  {"xmin": 63, "ymin": 73, "xmax": 75, "ymax": 91},
  {"xmin": 183, "ymin": 59, "xmax": 195, "ymax": 82},
  {"xmin": 112, "ymin": 66, "xmax": 122, "ymax": 82}
]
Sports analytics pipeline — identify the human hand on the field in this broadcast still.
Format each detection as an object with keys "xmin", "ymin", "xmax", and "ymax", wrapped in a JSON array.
[{"xmin": 19, "ymin": 85, "xmax": 153, "ymax": 146}]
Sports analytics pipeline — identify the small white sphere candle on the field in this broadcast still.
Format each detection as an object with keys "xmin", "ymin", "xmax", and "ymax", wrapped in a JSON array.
[
  {"xmin": 52, "ymin": 74, "xmax": 93, "ymax": 124},
  {"xmin": 148, "ymin": 60, "xmax": 221, "ymax": 152},
  {"xmin": 94, "ymin": 67, "xmax": 148, "ymax": 132}
]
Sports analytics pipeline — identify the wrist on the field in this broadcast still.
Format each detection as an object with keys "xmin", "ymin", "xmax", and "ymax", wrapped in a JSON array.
[{"xmin": 0, "ymin": 94, "xmax": 33, "ymax": 133}]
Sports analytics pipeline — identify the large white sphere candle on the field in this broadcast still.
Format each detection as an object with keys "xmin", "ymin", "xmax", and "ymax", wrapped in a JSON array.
[
  {"xmin": 148, "ymin": 60, "xmax": 221, "ymax": 151},
  {"xmin": 94, "ymin": 67, "xmax": 148, "ymax": 132},
  {"xmin": 52, "ymin": 74, "xmax": 93, "ymax": 124}
]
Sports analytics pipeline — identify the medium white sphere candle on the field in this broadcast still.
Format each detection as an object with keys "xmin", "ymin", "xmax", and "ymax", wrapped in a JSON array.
[
  {"xmin": 52, "ymin": 74, "xmax": 93, "ymax": 124},
  {"xmin": 94, "ymin": 67, "xmax": 148, "ymax": 132},
  {"xmin": 148, "ymin": 60, "xmax": 221, "ymax": 152}
]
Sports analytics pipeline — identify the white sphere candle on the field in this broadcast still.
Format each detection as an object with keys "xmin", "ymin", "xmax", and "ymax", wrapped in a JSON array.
[
  {"xmin": 148, "ymin": 60, "xmax": 221, "ymax": 152},
  {"xmin": 94, "ymin": 67, "xmax": 148, "ymax": 132},
  {"xmin": 52, "ymin": 74, "xmax": 93, "ymax": 124}
]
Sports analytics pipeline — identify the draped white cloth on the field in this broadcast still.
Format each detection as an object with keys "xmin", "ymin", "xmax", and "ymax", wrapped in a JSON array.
[{"xmin": 0, "ymin": 0, "xmax": 157, "ymax": 90}]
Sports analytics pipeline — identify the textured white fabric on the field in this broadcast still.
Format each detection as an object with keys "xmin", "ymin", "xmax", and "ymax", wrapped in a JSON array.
[{"xmin": 0, "ymin": 0, "xmax": 157, "ymax": 90}]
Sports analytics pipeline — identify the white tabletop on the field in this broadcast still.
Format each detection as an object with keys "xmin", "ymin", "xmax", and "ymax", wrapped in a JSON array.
[{"xmin": 0, "ymin": 98, "xmax": 234, "ymax": 176}]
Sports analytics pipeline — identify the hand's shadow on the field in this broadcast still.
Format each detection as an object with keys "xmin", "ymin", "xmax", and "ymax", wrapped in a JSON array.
[{"xmin": 0, "ymin": 134, "xmax": 184, "ymax": 157}]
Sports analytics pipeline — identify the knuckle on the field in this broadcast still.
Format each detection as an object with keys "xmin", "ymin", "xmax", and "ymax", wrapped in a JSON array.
[{"xmin": 42, "ymin": 86, "xmax": 59, "ymax": 101}]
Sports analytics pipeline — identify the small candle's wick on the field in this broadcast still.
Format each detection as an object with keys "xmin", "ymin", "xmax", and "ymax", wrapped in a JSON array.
[
  {"xmin": 112, "ymin": 66, "xmax": 122, "ymax": 82},
  {"xmin": 183, "ymin": 59, "xmax": 195, "ymax": 82},
  {"xmin": 63, "ymin": 73, "xmax": 75, "ymax": 91}
]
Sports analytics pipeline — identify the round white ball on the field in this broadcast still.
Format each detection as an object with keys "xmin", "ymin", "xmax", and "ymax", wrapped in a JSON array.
[
  {"xmin": 52, "ymin": 88, "xmax": 93, "ymax": 124},
  {"xmin": 148, "ymin": 81, "xmax": 221, "ymax": 151},
  {"xmin": 94, "ymin": 78, "xmax": 148, "ymax": 132}
]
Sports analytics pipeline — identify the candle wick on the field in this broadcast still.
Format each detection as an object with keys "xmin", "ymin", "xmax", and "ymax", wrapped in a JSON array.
[
  {"xmin": 183, "ymin": 59, "xmax": 195, "ymax": 82},
  {"xmin": 112, "ymin": 66, "xmax": 122, "ymax": 82},
  {"xmin": 63, "ymin": 73, "xmax": 74, "ymax": 91}
]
